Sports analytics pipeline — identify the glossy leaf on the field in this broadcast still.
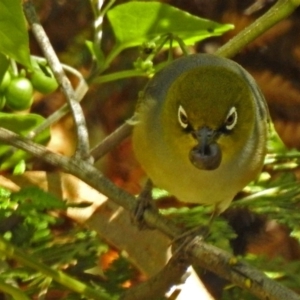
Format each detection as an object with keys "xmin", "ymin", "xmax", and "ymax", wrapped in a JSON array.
[
  {"xmin": 0, "ymin": 0, "xmax": 31, "ymax": 68},
  {"xmin": 107, "ymin": 2, "xmax": 233, "ymax": 50},
  {"xmin": 85, "ymin": 40, "xmax": 105, "ymax": 65},
  {"xmin": 0, "ymin": 113, "xmax": 50, "ymax": 170},
  {"xmin": 0, "ymin": 54, "xmax": 9, "ymax": 84}
]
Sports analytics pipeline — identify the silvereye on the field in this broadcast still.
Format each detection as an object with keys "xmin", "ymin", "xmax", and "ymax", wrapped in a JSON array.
[{"xmin": 132, "ymin": 54, "xmax": 269, "ymax": 214}]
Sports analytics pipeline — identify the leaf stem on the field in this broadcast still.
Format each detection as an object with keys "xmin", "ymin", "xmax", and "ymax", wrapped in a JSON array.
[
  {"xmin": 23, "ymin": 0, "xmax": 91, "ymax": 162},
  {"xmin": 92, "ymin": 69, "xmax": 148, "ymax": 84}
]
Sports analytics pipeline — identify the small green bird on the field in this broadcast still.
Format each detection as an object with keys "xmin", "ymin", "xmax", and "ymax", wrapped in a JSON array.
[{"xmin": 132, "ymin": 54, "xmax": 269, "ymax": 214}]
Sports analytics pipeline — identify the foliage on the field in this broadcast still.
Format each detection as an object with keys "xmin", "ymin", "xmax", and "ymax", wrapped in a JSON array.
[
  {"xmin": 0, "ymin": 112, "xmax": 50, "ymax": 171},
  {"xmin": 0, "ymin": 0, "xmax": 31, "ymax": 68},
  {"xmin": 0, "ymin": 0, "xmax": 299, "ymax": 299},
  {"xmin": 0, "ymin": 186, "xmax": 134, "ymax": 299},
  {"xmin": 107, "ymin": 2, "xmax": 233, "ymax": 50}
]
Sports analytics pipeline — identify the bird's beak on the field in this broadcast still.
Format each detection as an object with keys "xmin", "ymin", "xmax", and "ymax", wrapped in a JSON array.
[{"xmin": 189, "ymin": 127, "xmax": 222, "ymax": 170}]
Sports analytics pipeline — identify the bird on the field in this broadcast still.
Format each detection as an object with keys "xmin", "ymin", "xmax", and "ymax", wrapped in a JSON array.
[{"xmin": 132, "ymin": 53, "xmax": 269, "ymax": 215}]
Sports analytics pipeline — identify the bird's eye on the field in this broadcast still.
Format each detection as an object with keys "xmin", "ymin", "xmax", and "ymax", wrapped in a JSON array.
[
  {"xmin": 225, "ymin": 107, "xmax": 238, "ymax": 130},
  {"xmin": 178, "ymin": 105, "xmax": 189, "ymax": 129}
]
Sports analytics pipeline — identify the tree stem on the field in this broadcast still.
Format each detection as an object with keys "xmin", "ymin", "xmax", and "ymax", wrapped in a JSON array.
[{"xmin": 216, "ymin": 0, "xmax": 300, "ymax": 58}]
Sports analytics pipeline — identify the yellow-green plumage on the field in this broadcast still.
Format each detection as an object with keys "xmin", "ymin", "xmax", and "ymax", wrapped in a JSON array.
[{"xmin": 132, "ymin": 54, "xmax": 269, "ymax": 213}]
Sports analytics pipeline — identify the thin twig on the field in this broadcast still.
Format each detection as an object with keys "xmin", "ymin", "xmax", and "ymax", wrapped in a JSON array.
[
  {"xmin": 6, "ymin": 1, "xmax": 300, "ymax": 299},
  {"xmin": 92, "ymin": 0, "xmax": 300, "ymax": 158},
  {"xmin": 0, "ymin": 128, "xmax": 299, "ymax": 300},
  {"xmin": 216, "ymin": 0, "xmax": 300, "ymax": 58},
  {"xmin": 244, "ymin": 0, "xmax": 276, "ymax": 15},
  {"xmin": 93, "ymin": 0, "xmax": 105, "ymax": 46},
  {"xmin": 27, "ymin": 57, "xmax": 88, "ymax": 139},
  {"xmin": 90, "ymin": 122, "xmax": 133, "ymax": 161},
  {"xmin": 23, "ymin": 0, "xmax": 91, "ymax": 161}
]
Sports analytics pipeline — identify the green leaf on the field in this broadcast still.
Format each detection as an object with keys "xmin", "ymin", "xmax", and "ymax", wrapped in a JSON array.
[
  {"xmin": 11, "ymin": 187, "xmax": 66, "ymax": 210},
  {"xmin": 0, "ymin": 113, "xmax": 50, "ymax": 170},
  {"xmin": 107, "ymin": 2, "xmax": 233, "ymax": 50},
  {"xmin": 0, "ymin": 54, "xmax": 9, "ymax": 83},
  {"xmin": 12, "ymin": 159, "xmax": 26, "ymax": 175},
  {"xmin": 0, "ymin": 0, "xmax": 31, "ymax": 68},
  {"xmin": 0, "ymin": 187, "xmax": 11, "ymax": 199},
  {"xmin": 85, "ymin": 40, "xmax": 105, "ymax": 65},
  {"xmin": 267, "ymin": 123, "xmax": 289, "ymax": 154}
]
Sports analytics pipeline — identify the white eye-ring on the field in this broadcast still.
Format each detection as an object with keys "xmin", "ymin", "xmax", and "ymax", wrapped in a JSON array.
[
  {"xmin": 225, "ymin": 107, "xmax": 238, "ymax": 130},
  {"xmin": 178, "ymin": 105, "xmax": 189, "ymax": 129}
]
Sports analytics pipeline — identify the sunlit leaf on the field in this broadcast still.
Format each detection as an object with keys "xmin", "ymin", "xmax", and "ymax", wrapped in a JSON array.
[
  {"xmin": 107, "ymin": 2, "xmax": 233, "ymax": 50},
  {"xmin": 0, "ymin": 0, "xmax": 31, "ymax": 67}
]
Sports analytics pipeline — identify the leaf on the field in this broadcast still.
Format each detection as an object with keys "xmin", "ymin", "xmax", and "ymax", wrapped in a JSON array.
[
  {"xmin": 11, "ymin": 186, "xmax": 66, "ymax": 210},
  {"xmin": 0, "ymin": 53, "xmax": 9, "ymax": 83},
  {"xmin": 0, "ymin": 187, "xmax": 11, "ymax": 199},
  {"xmin": 85, "ymin": 40, "xmax": 105, "ymax": 65},
  {"xmin": 0, "ymin": 0, "xmax": 31, "ymax": 68},
  {"xmin": 107, "ymin": 2, "xmax": 233, "ymax": 50},
  {"xmin": 267, "ymin": 123, "xmax": 290, "ymax": 154},
  {"xmin": 12, "ymin": 159, "xmax": 26, "ymax": 175},
  {"xmin": 0, "ymin": 113, "xmax": 50, "ymax": 170}
]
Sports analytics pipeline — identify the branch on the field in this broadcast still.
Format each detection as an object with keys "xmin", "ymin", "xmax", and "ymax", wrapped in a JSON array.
[
  {"xmin": 216, "ymin": 0, "xmax": 300, "ymax": 58},
  {"xmin": 80, "ymin": 0, "xmax": 300, "ymax": 158},
  {"xmin": 92, "ymin": 0, "xmax": 105, "ymax": 46},
  {"xmin": 121, "ymin": 252, "xmax": 189, "ymax": 300},
  {"xmin": 9, "ymin": 1, "xmax": 300, "ymax": 299},
  {"xmin": 23, "ymin": 0, "xmax": 91, "ymax": 161},
  {"xmin": 187, "ymin": 237, "xmax": 300, "ymax": 300},
  {"xmin": 0, "ymin": 128, "xmax": 299, "ymax": 300},
  {"xmin": 90, "ymin": 122, "xmax": 133, "ymax": 161},
  {"xmin": 27, "ymin": 57, "xmax": 88, "ymax": 139}
]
